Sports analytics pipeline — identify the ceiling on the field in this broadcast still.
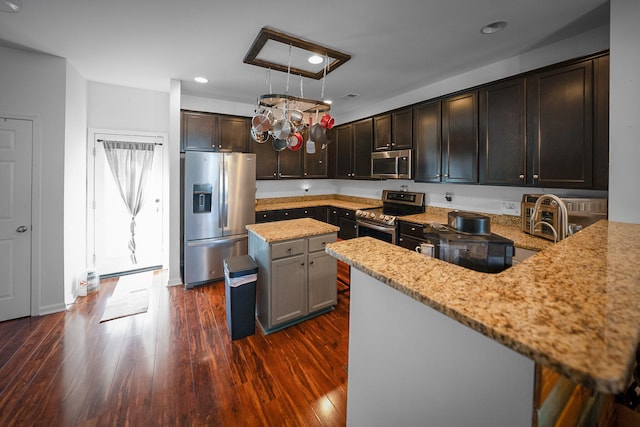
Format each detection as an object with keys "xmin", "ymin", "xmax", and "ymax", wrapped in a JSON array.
[{"xmin": 0, "ymin": 0, "xmax": 609, "ymax": 117}]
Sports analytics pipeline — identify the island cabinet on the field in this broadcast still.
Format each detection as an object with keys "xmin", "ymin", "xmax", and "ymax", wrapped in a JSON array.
[
  {"xmin": 181, "ymin": 110, "xmax": 250, "ymax": 152},
  {"xmin": 333, "ymin": 119, "xmax": 373, "ymax": 179},
  {"xmin": 373, "ymin": 108, "xmax": 413, "ymax": 151},
  {"xmin": 248, "ymin": 228, "xmax": 337, "ymax": 333}
]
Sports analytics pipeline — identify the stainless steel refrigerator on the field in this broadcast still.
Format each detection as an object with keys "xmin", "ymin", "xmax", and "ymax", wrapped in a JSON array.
[{"xmin": 183, "ymin": 151, "xmax": 256, "ymax": 288}]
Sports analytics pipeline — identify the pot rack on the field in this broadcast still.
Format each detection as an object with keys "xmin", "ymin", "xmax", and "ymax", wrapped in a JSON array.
[{"xmin": 257, "ymin": 93, "xmax": 330, "ymax": 117}]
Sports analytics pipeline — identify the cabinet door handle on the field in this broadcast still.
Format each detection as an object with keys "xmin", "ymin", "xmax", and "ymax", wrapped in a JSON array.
[
  {"xmin": 533, "ymin": 174, "xmax": 539, "ymax": 180},
  {"xmin": 436, "ymin": 173, "xmax": 441, "ymax": 178},
  {"xmin": 301, "ymin": 262, "xmax": 305, "ymax": 266},
  {"xmin": 310, "ymin": 261, "xmax": 314, "ymax": 265},
  {"xmin": 519, "ymin": 174, "xmax": 525, "ymax": 179},
  {"xmin": 444, "ymin": 174, "xmax": 449, "ymax": 178}
]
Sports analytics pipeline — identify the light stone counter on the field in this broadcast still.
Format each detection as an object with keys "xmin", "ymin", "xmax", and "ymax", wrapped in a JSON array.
[
  {"xmin": 325, "ymin": 220, "xmax": 640, "ymax": 394},
  {"xmin": 247, "ymin": 218, "xmax": 340, "ymax": 243},
  {"xmin": 255, "ymin": 195, "xmax": 381, "ymax": 212}
]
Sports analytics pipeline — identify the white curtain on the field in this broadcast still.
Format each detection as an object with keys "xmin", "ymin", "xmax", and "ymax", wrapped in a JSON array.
[{"xmin": 102, "ymin": 141, "xmax": 155, "ymax": 264}]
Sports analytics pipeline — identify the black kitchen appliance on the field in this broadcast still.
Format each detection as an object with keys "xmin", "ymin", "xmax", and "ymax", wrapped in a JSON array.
[
  {"xmin": 355, "ymin": 190, "xmax": 425, "ymax": 244},
  {"xmin": 424, "ymin": 212, "xmax": 513, "ymax": 274}
]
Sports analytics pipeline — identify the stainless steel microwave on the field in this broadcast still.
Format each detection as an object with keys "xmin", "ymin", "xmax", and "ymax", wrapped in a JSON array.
[{"xmin": 371, "ymin": 149, "xmax": 412, "ymax": 179}]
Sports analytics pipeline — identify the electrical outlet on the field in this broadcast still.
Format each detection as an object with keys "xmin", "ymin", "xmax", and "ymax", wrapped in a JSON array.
[{"xmin": 500, "ymin": 200, "xmax": 521, "ymax": 216}]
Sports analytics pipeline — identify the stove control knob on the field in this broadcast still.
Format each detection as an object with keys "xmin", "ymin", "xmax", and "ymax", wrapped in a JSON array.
[
  {"xmin": 384, "ymin": 215, "xmax": 391, "ymax": 221},
  {"xmin": 369, "ymin": 212, "xmax": 376, "ymax": 219}
]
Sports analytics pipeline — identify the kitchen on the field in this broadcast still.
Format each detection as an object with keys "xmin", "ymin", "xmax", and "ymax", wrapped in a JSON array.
[{"xmin": 1, "ymin": 0, "xmax": 640, "ymax": 426}]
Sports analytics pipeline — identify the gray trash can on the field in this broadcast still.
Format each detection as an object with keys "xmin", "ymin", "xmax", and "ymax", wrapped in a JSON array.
[{"xmin": 223, "ymin": 255, "xmax": 258, "ymax": 340}]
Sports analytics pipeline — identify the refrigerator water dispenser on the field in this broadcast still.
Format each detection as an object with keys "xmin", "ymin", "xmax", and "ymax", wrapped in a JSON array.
[{"xmin": 193, "ymin": 184, "xmax": 212, "ymax": 213}]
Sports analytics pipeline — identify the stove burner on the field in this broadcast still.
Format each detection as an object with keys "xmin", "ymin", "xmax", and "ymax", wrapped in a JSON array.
[
  {"xmin": 355, "ymin": 190, "xmax": 426, "ymax": 226},
  {"xmin": 355, "ymin": 208, "xmax": 396, "ymax": 225}
]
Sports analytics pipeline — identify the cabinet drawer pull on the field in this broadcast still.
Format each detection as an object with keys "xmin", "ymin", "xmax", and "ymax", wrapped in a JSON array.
[{"xmin": 287, "ymin": 247, "xmax": 292, "ymax": 252}]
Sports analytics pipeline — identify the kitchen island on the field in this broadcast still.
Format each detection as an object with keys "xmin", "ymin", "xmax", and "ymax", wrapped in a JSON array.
[
  {"xmin": 247, "ymin": 218, "xmax": 340, "ymax": 334},
  {"xmin": 325, "ymin": 220, "xmax": 640, "ymax": 426}
]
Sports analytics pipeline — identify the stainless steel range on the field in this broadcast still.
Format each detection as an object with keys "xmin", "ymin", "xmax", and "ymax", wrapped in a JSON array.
[{"xmin": 355, "ymin": 190, "xmax": 425, "ymax": 244}]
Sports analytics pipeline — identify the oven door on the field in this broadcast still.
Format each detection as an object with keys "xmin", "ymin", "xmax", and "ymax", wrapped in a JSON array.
[{"xmin": 356, "ymin": 220, "xmax": 396, "ymax": 244}]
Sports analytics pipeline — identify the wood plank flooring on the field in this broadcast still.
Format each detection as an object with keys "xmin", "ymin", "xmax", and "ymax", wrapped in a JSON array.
[{"xmin": 0, "ymin": 271, "xmax": 350, "ymax": 426}]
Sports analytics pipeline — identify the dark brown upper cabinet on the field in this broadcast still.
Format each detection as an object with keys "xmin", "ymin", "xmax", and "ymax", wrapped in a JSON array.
[
  {"xmin": 352, "ymin": 118, "xmax": 374, "ymax": 178},
  {"xmin": 333, "ymin": 124, "xmax": 354, "ymax": 179},
  {"xmin": 304, "ymin": 143, "xmax": 329, "ymax": 178},
  {"xmin": 441, "ymin": 91, "xmax": 479, "ymax": 183},
  {"xmin": 526, "ymin": 60, "xmax": 593, "ymax": 188},
  {"xmin": 592, "ymin": 55, "xmax": 609, "ymax": 190},
  {"xmin": 479, "ymin": 78, "xmax": 527, "ymax": 186},
  {"xmin": 333, "ymin": 119, "xmax": 373, "ymax": 179},
  {"xmin": 251, "ymin": 138, "xmax": 279, "ymax": 179},
  {"xmin": 373, "ymin": 108, "xmax": 413, "ymax": 151},
  {"xmin": 181, "ymin": 110, "xmax": 250, "ymax": 152},
  {"xmin": 413, "ymin": 100, "xmax": 442, "ymax": 183}
]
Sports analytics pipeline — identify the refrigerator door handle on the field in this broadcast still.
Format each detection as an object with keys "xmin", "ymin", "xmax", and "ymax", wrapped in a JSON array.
[
  {"xmin": 219, "ymin": 161, "xmax": 225, "ymax": 229},
  {"xmin": 221, "ymin": 161, "xmax": 228, "ymax": 228}
]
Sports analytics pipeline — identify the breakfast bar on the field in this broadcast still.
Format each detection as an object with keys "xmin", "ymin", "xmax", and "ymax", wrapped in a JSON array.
[{"xmin": 326, "ymin": 220, "xmax": 640, "ymax": 426}]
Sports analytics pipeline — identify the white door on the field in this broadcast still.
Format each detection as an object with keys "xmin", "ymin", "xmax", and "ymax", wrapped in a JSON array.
[
  {"xmin": 0, "ymin": 118, "xmax": 33, "ymax": 321},
  {"xmin": 91, "ymin": 132, "xmax": 164, "ymax": 276}
]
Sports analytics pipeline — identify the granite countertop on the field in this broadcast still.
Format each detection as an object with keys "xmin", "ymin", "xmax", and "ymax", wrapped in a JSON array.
[
  {"xmin": 247, "ymin": 218, "xmax": 340, "ymax": 243},
  {"xmin": 325, "ymin": 220, "xmax": 640, "ymax": 394},
  {"xmin": 255, "ymin": 195, "xmax": 381, "ymax": 212}
]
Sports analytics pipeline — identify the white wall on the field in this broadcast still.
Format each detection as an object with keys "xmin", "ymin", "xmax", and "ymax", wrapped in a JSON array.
[
  {"xmin": 0, "ymin": 46, "xmax": 67, "ymax": 315},
  {"xmin": 63, "ymin": 62, "xmax": 88, "ymax": 304},
  {"xmin": 168, "ymin": 79, "xmax": 182, "ymax": 286},
  {"xmin": 88, "ymin": 82, "xmax": 169, "ymax": 133},
  {"xmin": 609, "ymin": 0, "xmax": 640, "ymax": 223},
  {"xmin": 181, "ymin": 94, "xmax": 254, "ymax": 117}
]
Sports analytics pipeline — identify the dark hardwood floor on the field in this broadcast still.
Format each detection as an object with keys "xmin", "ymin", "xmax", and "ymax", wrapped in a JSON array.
[{"xmin": 0, "ymin": 271, "xmax": 350, "ymax": 426}]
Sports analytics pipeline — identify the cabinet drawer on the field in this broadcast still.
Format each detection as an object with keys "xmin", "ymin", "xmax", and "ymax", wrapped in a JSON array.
[
  {"xmin": 308, "ymin": 233, "xmax": 337, "ymax": 253},
  {"xmin": 271, "ymin": 239, "xmax": 305, "ymax": 259},
  {"xmin": 398, "ymin": 221, "xmax": 426, "ymax": 237}
]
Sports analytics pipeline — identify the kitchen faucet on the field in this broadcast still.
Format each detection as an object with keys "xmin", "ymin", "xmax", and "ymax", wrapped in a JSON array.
[{"xmin": 530, "ymin": 194, "xmax": 569, "ymax": 243}]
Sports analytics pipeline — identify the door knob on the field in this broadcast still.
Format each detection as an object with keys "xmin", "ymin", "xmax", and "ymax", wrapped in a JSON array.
[{"xmin": 16, "ymin": 226, "xmax": 28, "ymax": 233}]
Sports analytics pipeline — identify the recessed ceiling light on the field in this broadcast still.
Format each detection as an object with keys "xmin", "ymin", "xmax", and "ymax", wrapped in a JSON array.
[
  {"xmin": 481, "ymin": 21, "xmax": 507, "ymax": 34},
  {"xmin": 308, "ymin": 55, "xmax": 323, "ymax": 65},
  {"xmin": 194, "ymin": 77, "xmax": 208, "ymax": 84},
  {"xmin": 0, "ymin": 0, "xmax": 22, "ymax": 12}
]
